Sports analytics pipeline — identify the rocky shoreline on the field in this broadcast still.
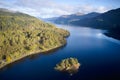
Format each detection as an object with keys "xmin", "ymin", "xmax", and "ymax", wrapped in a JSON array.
[{"xmin": 0, "ymin": 44, "xmax": 65, "ymax": 70}]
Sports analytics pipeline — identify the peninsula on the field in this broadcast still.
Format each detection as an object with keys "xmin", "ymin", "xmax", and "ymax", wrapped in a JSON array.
[{"xmin": 0, "ymin": 8, "xmax": 70, "ymax": 69}]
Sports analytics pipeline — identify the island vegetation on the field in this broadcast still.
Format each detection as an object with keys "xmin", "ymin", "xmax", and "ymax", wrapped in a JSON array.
[
  {"xmin": 54, "ymin": 58, "xmax": 80, "ymax": 75},
  {"xmin": 0, "ymin": 9, "xmax": 70, "ymax": 69}
]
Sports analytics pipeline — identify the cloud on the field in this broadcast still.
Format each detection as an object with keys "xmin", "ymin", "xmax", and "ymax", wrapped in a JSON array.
[
  {"xmin": 97, "ymin": 6, "xmax": 108, "ymax": 12},
  {"xmin": 0, "ymin": 0, "xmax": 113, "ymax": 18},
  {"xmin": 76, "ymin": 5, "xmax": 109, "ymax": 13}
]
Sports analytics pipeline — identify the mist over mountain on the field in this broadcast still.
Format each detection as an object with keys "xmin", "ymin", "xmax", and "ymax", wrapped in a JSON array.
[{"xmin": 46, "ymin": 12, "xmax": 100, "ymax": 24}]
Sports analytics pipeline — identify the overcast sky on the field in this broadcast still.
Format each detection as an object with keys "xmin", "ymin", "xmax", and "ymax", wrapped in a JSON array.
[{"xmin": 0, "ymin": 0, "xmax": 120, "ymax": 18}]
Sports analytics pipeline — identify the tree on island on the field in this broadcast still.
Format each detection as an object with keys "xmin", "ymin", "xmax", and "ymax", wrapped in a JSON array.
[{"xmin": 54, "ymin": 57, "xmax": 80, "ymax": 75}]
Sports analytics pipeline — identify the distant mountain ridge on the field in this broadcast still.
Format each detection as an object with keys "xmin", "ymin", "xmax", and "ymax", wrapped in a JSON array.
[
  {"xmin": 46, "ymin": 12, "xmax": 100, "ymax": 24},
  {"xmin": 47, "ymin": 8, "xmax": 120, "ymax": 30},
  {"xmin": 70, "ymin": 8, "xmax": 120, "ymax": 29},
  {"xmin": 46, "ymin": 8, "xmax": 120, "ymax": 40}
]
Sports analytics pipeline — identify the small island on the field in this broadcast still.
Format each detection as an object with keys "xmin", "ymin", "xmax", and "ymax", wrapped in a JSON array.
[{"xmin": 54, "ymin": 58, "xmax": 80, "ymax": 75}]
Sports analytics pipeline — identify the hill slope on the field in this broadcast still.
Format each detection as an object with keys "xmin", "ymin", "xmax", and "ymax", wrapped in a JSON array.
[
  {"xmin": 70, "ymin": 8, "xmax": 120, "ymax": 40},
  {"xmin": 71, "ymin": 8, "xmax": 120, "ymax": 29},
  {"xmin": 0, "ymin": 8, "xmax": 69, "ymax": 68},
  {"xmin": 47, "ymin": 12, "xmax": 100, "ymax": 24}
]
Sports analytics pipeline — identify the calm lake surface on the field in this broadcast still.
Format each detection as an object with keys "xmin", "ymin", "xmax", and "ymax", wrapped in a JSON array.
[{"xmin": 0, "ymin": 24, "xmax": 120, "ymax": 80}]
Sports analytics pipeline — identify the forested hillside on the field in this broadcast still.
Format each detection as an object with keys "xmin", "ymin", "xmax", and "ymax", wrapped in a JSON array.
[
  {"xmin": 0, "ymin": 9, "xmax": 69, "ymax": 68},
  {"xmin": 70, "ymin": 8, "xmax": 120, "ymax": 29}
]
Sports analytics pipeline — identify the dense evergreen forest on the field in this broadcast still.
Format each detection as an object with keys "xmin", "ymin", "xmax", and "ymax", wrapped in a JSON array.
[{"xmin": 0, "ymin": 9, "xmax": 69, "ymax": 68}]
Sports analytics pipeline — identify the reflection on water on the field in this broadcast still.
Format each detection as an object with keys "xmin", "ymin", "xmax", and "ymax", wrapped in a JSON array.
[
  {"xmin": 58, "ymin": 25, "xmax": 104, "ymax": 37},
  {"xmin": 57, "ymin": 24, "xmax": 120, "ymax": 45},
  {"xmin": 96, "ymin": 33, "xmax": 103, "ymax": 38}
]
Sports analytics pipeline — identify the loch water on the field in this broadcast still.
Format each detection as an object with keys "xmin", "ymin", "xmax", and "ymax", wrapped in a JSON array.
[{"xmin": 0, "ymin": 24, "xmax": 120, "ymax": 80}]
